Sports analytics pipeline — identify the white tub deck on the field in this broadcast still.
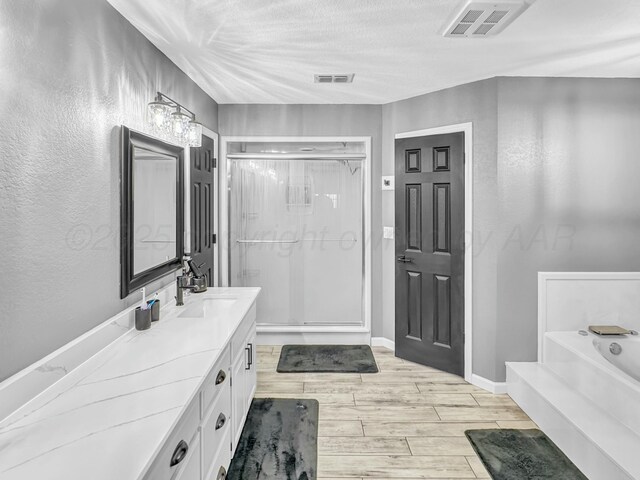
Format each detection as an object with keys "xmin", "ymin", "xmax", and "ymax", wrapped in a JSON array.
[{"xmin": 508, "ymin": 331, "xmax": 640, "ymax": 480}]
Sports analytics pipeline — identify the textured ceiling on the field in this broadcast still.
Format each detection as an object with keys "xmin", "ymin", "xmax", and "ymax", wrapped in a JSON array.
[{"xmin": 107, "ymin": 0, "xmax": 640, "ymax": 104}]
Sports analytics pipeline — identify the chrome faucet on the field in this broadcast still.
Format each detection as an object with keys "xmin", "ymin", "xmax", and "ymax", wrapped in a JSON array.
[
  {"xmin": 175, "ymin": 273, "xmax": 196, "ymax": 306},
  {"xmin": 175, "ymin": 255, "xmax": 208, "ymax": 306}
]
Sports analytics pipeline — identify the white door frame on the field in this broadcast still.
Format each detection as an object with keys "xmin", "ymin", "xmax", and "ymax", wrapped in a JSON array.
[
  {"xmin": 219, "ymin": 135, "xmax": 372, "ymax": 339},
  {"xmin": 395, "ymin": 122, "xmax": 473, "ymax": 383},
  {"xmin": 184, "ymin": 126, "xmax": 220, "ymax": 286}
]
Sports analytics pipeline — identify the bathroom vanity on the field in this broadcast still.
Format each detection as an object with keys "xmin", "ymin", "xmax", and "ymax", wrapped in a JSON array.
[{"xmin": 0, "ymin": 287, "xmax": 259, "ymax": 480}]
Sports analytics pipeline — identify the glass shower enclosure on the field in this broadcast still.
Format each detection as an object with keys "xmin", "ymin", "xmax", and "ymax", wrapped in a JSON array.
[{"xmin": 227, "ymin": 141, "xmax": 365, "ymax": 329}]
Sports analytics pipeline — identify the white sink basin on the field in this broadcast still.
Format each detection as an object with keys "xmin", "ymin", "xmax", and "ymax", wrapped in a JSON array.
[{"xmin": 178, "ymin": 297, "xmax": 237, "ymax": 319}]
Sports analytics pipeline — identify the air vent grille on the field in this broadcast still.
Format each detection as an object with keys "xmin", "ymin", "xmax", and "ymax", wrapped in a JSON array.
[
  {"xmin": 474, "ymin": 23, "xmax": 495, "ymax": 35},
  {"xmin": 443, "ymin": 0, "xmax": 532, "ymax": 38},
  {"xmin": 451, "ymin": 23, "xmax": 472, "ymax": 35},
  {"xmin": 314, "ymin": 74, "xmax": 355, "ymax": 84},
  {"xmin": 461, "ymin": 10, "xmax": 484, "ymax": 23},
  {"xmin": 485, "ymin": 10, "xmax": 509, "ymax": 23}
]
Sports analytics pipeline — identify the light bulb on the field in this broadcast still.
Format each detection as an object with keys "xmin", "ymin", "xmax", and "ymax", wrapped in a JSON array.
[
  {"xmin": 171, "ymin": 108, "xmax": 191, "ymax": 143},
  {"xmin": 147, "ymin": 100, "xmax": 171, "ymax": 133},
  {"xmin": 187, "ymin": 120, "xmax": 203, "ymax": 147}
]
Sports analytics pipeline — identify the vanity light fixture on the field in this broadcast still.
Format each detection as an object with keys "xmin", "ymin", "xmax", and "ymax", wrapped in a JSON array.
[
  {"xmin": 147, "ymin": 97, "xmax": 172, "ymax": 133},
  {"xmin": 187, "ymin": 120, "xmax": 203, "ymax": 146},
  {"xmin": 147, "ymin": 92, "xmax": 203, "ymax": 147},
  {"xmin": 171, "ymin": 106, "xmax": 191, "ymax": 143}
]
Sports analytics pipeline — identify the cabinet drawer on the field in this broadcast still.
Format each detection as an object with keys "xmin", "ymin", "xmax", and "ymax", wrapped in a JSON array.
[
  {"xmin": 207, "ymin": 427, "xmax": 232, "ymax": 480},
  {"xmin": 201, "ymin": 379, "xmax": 232, "ymax": 479},
  {"xmin": 143, "ymin": 399, "xmax": 200, "ymax": 480},
  {"xmin": 174, "ymin": 430, "xmax": 201, "ymax": 480},
  {"xmin": 231, "ymin": 304, "xmax": 256, "ymax": 360},
  {"xmin": 201, "ymin": 346, "xmax": 230, "ymax": 418}
]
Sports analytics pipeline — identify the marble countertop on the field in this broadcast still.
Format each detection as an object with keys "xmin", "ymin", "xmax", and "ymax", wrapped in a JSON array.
[{"xmin": 0, "ymin": 287, "xmax": 260, "ymax": 480}]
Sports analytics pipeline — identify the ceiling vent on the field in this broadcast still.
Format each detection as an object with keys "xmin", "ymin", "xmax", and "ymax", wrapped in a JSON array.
[
  {"xmin": 443, "ymin": 0, "xmax": 532, "ymax": 38},
  {"xmin": 314, "ymin": 74, "xmax": 355, "ymax": 84}
]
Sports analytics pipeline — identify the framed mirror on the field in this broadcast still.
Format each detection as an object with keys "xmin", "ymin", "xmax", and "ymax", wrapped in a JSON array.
[{"xmin": 120, "ymin": 126, "xmax": 184, "ymax": 298}]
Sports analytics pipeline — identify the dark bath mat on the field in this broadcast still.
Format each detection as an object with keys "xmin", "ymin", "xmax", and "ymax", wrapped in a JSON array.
[
  {"xmin": 465, "ymin": 429, "xmax": 588, "ymax": 480},
  {"xmin": 227, "ymin": 398, "xmax": 318, "ymax": 480},
  {"xmin": 277, "ymin": 344, "xmax": 378, "ymax": 373}
]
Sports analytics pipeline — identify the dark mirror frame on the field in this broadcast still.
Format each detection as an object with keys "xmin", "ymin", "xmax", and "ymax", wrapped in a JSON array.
[{"xmin": 120, "ymin": 126, "xmax": 184, "ymax": 299}]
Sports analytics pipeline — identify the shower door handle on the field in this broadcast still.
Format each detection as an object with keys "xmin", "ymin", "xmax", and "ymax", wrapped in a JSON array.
[{"xmin": 236, "ymin": 239, "xmax": 300, "ymax": 244}]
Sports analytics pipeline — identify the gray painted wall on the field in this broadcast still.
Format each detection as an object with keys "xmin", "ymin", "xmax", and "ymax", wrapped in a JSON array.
[
  {"xmin": 382, "ymin": 79, "xmax": 500, "ymax": 380},
  {"xmin": 381, "ymin": 77, "xmax": 640, "ymax": 382},
  {"xmin": 218, "ymin": 104, "xmax": 384, "ymax": 337},
  {"xmin": 0, "ymin": 0, "xmax": 219, "ymax": 381},
  {"xmin": 494, "ymin": 77, "xmax": 640, "ymax": 379},
  {"xmin": 220, "ymin": 79, "xmax": 640, "ymax": 383}
]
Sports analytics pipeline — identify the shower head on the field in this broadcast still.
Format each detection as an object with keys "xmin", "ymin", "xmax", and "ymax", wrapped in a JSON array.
[{"xmin": 341, "ymin": 159, "xmax": 360, "ymax": 175}]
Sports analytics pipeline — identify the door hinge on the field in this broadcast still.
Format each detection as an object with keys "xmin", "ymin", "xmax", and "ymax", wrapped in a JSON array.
[
  {"xmin": 212, "ymin": 233, "xmax": 217, "ymax": 244},
  {"xmin": 213, "ymin": 157, "xmax": 217, "ymax": 168}
]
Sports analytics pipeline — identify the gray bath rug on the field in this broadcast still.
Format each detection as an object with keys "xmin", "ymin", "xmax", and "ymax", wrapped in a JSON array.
[
  {"xmin": 227, "ymin": 398, "xmax": 318, "ymax": 480},
  {"xmin": 465, "ymin": 429, "xmax": 588, "ymax": 480},
  {"xmin": 277, "ymin": 344, "xmax": 378, "ymax": 373}
]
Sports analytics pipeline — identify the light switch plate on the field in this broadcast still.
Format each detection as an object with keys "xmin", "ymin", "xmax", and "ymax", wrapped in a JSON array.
[
  {"xmin": 382, "ymin": 176, "xmax": 394, "ymax": 191},
  {"xmin": 383, "ymin": 226, "xmax": 394, "ymax": 239}
]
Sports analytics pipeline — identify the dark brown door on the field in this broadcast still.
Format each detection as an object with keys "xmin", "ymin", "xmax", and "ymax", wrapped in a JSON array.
[
  {"xmin": 190, "ymin": 134, "xmax": 215, "ymax": 286},
  {"xmin": 395, "ymin": 132, "xmax": 465, "ymax": 376}
]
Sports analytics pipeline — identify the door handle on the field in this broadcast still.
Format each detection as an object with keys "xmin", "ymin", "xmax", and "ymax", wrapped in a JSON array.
[
  {"xmin": 215, "ymin": 369, "xmax": 226, "ymax": 385},
  {"xmin": 396, "ymin": 255, "xmax": 413, "ymax": 263},
  {"xmin": 217, "ymin": 466, "xmax": 227, "ymax": 480}
]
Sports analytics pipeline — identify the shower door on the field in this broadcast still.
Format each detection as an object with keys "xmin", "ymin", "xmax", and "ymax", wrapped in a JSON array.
[{"xmin": 229, "ymin": 158, "xmax": 363, "ymax": 327}]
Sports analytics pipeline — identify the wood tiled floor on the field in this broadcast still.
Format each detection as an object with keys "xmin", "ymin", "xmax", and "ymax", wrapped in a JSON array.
[{"xmin": 255, "ymin": 345, "xmax": 536, "ymax": 479}]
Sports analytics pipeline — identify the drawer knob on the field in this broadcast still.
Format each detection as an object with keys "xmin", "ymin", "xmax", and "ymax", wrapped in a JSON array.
[
  {"xmin": 215, "ymin": 369, "xmax": 226, "ymax": 385},
  {"xmin": 217, "ymin": 466, "xmax": 227, "ymax": 480},
  {"xmin": 215, "ymin": 412, "xmax": 227, "ymax": 430},
  {"xmin": 169, "ymin": 440, "xmax": 188, "ymax": 467}
]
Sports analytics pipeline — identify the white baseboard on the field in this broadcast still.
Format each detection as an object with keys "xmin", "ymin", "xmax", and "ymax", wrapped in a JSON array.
[
  {"xmin": 471, "ymin": 374, "xmax": 508, "ymax": 394},
  {"xmin": 371, "ymin": 337, "xmax": 395, "ymax": 351},
  {"xmin": 368, "ymin": 341, "xmax": 505, "ymax": 395}
]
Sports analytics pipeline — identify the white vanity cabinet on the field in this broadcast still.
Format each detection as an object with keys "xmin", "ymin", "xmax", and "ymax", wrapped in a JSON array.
[
  {"xmin": 0, "ymin": 288, "xmax": 261, "ymax": 480},
  {"xmin": 200, "ymin": 348, "xmax": 232, "ymax": 480},
  {"xmin": 230, "ymin": 304, "xmax": 257, "ymax": 454},
  {"xmin": 142, "ymin": 302, "xmax": 257, "ymax": 480},
  {"xmin": 143, "ymin": 348, "xmax": 230, "ymax": 480}
]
